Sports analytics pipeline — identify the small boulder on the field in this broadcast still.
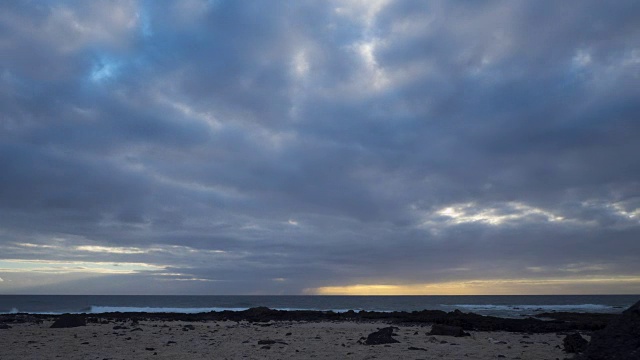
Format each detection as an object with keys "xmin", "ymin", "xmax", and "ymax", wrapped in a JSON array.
[
  {"xmin": 563, "ymin": 333, "xmax": 588, "ymax": 353},
  {"xmin": 362, "ymin": 327, "xmax": 400, "ymax": 345},
  {"xmin": 0, "ymin": 324, "xmax": 11, "ymax": 329},
  {"xmin": 50, "ymin": 314, "xmax": 86, "ymax": 328},
  {"xmin": 429, "ymin": 324, "xmax": 470, "ymax": 337}
]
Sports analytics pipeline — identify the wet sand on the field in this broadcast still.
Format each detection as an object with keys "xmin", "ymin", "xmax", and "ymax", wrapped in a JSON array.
[{"xmin": 0, "ymin": 319, "xmax": 575, "ymax": 359}]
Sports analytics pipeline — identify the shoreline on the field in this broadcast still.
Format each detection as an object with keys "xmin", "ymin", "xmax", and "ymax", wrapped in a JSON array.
[{"xmin": 1, "ymin": 307, "xmax": 616, "ymax": 333}]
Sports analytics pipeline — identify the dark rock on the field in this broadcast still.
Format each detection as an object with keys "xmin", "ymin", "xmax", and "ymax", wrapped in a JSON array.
[
  {"xmin": 362, "ymin": 327, "xmax": 400, "ymax": 345},
  {"xmin": 563, "ymin": 333, "xmax": 588, "ymax": 353},
  {"xmin": 50, "ymin": 314, "xmax": 86, "ymax": 328},
  {"xmin": 145, "ymin": 347, "xmax": 155, "ymax": 351},
  {"xmin": 429, "ymin": 324, "xmax": 470, "ymax": 337},
  {"xmin": 131, "ymin": 328, "xmax": 143, "ymax": 332},
  {"xmin": 243, "ymin": 307, "xmax": 273, "ymax": 317},
  {"xmin": 182, "ymin": 324, "xmax": 195, "ymax": 331},
  {"xmin": 258, "ymin": 339, "xmax": 288, "ymax": 345},
  {"xmin": 0, "ymin": 324, "xmax": 11, "ymax": 329},
  {"xmin": 113, "ymin": 326, "xmax": 129, "ymax": 330},
  {"xmin": 408, "ymin": 346, "xmax": 427, "ymax": 351},
  {"xmin": 579, "ymin": 299, "xmax": 640, "ymax": 360},
  {"xmin": 534, "ymin": 312, "xmax": 615, "ymax": 331}
]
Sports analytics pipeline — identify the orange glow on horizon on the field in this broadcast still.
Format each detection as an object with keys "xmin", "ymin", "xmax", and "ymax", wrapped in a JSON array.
[{"xmin": 305, "ymin": 277, "xmax": 640, "ymax": 295}]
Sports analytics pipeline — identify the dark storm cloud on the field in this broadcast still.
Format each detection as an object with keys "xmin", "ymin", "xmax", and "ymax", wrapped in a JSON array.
[{"xmin": 0, "ymin": 0, "xmax": 639, "ymax": 294}]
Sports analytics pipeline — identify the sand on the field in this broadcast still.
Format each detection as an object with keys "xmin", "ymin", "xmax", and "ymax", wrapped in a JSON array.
[{"xmin": 0, "ymin": 319, "xmax": 575, "ymax": 359}]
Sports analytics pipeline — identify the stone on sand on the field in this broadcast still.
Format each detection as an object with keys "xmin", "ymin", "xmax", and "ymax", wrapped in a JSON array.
[
  {"xmin": 429, "ymin": 324, "xmax": 470, "ymax": 337},
  {"xmin": 362, "ymin": 326, "xmax": 400, "ymax": 345},
  {"xmin": 50, "ymin": 314, "xmax": 86, "ymax": 328}
]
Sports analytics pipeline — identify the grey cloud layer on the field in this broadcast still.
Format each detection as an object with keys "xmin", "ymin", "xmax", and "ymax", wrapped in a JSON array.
[{"xmin": 0, "ymin": 0, "xmax": 639, "ymax": 294}]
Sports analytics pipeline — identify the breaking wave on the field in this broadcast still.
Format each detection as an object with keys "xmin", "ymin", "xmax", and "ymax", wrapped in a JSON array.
[
  {"xmin": 89, "ymin": 306, "xmax": 250, "ymax": 313},
  {"xmin": 442, "ymin": 303, "xmax": 618, "ymax": 314}
]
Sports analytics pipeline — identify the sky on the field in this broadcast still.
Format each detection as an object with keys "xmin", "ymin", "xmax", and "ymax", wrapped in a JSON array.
[{"xmin": 0, "ymin": 0, "xmax": 639, "ymax": 295}]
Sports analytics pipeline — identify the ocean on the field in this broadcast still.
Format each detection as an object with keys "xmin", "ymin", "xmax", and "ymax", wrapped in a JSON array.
[{"xmin": 0, "ymin": 295, "xmax": 637, "ymax": 318}]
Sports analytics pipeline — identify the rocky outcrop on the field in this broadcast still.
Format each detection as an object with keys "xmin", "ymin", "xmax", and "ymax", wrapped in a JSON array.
[
  {"xmin": 3, "ymin": 306, "xmax": 622, "ymax": 334},
  {"xmin": 579, "ymin": 299, "xmax": 640, "ymax": 360},
  {"xmin": 534, "ymin": 312, "xmax": 614, "ymax": 330}
]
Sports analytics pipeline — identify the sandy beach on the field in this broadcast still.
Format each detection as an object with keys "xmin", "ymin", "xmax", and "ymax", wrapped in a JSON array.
[{"xmin": 0, "ymin": 319, "xmax": 574, "ymax": 359}]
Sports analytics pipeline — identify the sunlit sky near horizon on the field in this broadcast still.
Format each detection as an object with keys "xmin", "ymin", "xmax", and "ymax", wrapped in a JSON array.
[{"xmin": 1, "ymin": 0, "xmax": 639, "ymax": 295}]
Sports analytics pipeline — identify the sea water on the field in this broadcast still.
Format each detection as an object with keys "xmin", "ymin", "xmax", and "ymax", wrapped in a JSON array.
[{"xmin": 0, "ymin": 295, "xmax": 637, "ymax": 318}]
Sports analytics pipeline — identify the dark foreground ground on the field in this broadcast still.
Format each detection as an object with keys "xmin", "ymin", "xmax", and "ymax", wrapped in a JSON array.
[{"xmin": 2, "ymin": 303, "xmax": 638, "ymax": 359}]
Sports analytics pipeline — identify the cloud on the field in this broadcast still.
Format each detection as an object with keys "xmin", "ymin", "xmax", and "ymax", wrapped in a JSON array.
[{"xmin": 0, "ymin": 0, "xmax": 639, "ymax": 294}]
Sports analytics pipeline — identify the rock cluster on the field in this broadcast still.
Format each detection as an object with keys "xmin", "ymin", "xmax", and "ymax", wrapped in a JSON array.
[{"xmin": 3, "ymin": 305, "xmax": 626, "ymax": 334}]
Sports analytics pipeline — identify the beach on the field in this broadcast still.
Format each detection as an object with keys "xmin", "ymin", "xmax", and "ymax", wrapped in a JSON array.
[{"xmin": 0, "ymin": 318, "xmax": 573, "ymax": 359}]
